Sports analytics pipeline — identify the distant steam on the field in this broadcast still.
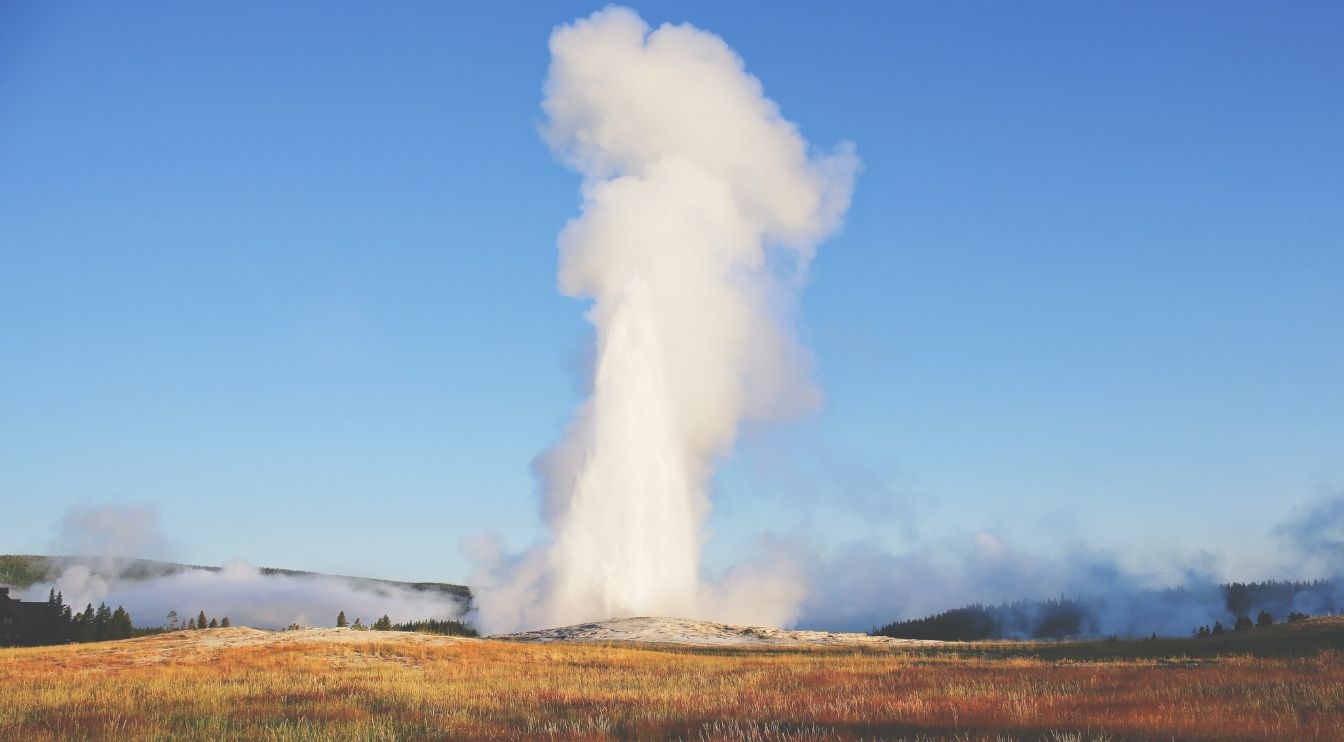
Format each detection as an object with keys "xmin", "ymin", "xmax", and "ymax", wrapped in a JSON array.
[
  {"xmin": 32, "ymin": 504, "xmax": 466, "ymax": 629},
  {"xmin": 34, "ymin": 560, "xmax": 466, "ymax": 631},
  {"xmin": 56, "ymin": 503, "xmax": 174, "ymax": 563},
  {"xmin": 473, "ymin": 7, "xmax": 856, "ymax": 633}
]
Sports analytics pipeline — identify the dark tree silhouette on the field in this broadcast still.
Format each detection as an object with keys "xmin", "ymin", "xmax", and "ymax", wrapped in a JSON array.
[
  {"xmin": 94, "ymin": 602, "xmax": 112, "ymax": 640},
  {"xmin": 109, "ymin": 607, "xmax": 132, "ymax": 639}
]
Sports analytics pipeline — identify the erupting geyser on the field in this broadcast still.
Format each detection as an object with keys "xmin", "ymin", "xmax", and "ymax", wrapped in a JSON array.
[{"xmin": 473, "ymin": 7, "xmax": 857, "ymax": 634}]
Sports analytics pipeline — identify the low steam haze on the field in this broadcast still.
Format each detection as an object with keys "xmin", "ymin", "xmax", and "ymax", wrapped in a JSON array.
[
  {"xmin": 34, "ymin": 490, "xmax": 1344, "ymax": 637},
  {"xmin": 28, "ymin": 504, "xmax": 467, "ymax": 630}
]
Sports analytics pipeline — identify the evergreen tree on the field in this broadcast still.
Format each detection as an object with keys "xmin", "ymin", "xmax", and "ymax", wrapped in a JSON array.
[
  {"xmin": 70, "ymin": 604, "xmax": 96, "ymax": 643},
  {"xmin": 94, "ymin": 602, "xmax": 112, "ymax": 641},
  {"xmin": 198, "ymin": 610, "xmax": 208, "ymax": 630},
  {"xmin": 373, "ymin": 615, "xmax": 392, "ymax": 631},
  {"xmin": 1211, "ymin": 621, "xmax": 1226, "ymax": 635},
  {"xmin": 1234, "ymin": 614, "xmax": 1254, "ymax": 631},
  {"xmin": 220, "ymin": 617, "xmax": 231, "ymax": 628},
  {"xmin": 44, "ymin": 589, "xmax": 68, "ymax": 643},
  {"xmin": 337, "ymin": 611, "xmax": 348, "ymax": 628},
  {"xmin": 208, "ymin": 618, "xmax": 219, "ymax": 628},
  {"xmin": 167, "ymin": 610, "xmax": 179, "ymax": 630},
  {"xmin": 109, "ymin": 607, "xmax": 133, "ymax": 640},
  {"xmin": 388, "ymin": 618, "xmax": 479, "ymax": 638},
  {"xmin": 352, "ymin": 618, "xmax": 365, "ymax": 630},
  {"xmin": 1256, "ymin": 610, "xmax": 1275, "ymax": 627},
  {"xmin": 187, "ymin": 617, "xmax": 196, "ymax": 630}
]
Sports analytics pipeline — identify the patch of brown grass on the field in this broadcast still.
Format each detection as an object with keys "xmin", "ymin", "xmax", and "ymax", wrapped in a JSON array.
[{"xmin": 2, "ymin": 628, "xmax": 1342, "ymax": 740}]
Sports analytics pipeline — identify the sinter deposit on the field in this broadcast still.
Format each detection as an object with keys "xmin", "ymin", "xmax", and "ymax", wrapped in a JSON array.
[{"xmin": 494, "ymin": 616, "xmax": 942, "ymax": 647}]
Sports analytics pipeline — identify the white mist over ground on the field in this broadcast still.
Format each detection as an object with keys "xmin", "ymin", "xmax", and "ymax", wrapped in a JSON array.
[
  {"xmin": 30, "ymin": 560, "xmax": 466, "ymax": 631},
  {"xmin": 28, "ymin": 504, "xmax": 468, "ymax": 630},
  {"xmin": 472, "ymin": 7, "xmax": 857, "ymax": 634}
]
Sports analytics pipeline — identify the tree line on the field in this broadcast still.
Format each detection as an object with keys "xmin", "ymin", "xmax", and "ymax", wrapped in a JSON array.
[
  {"xmin": 37, "ymin": 589, "xmax": 135, "ymax": 644},
  {"xmin": 22, "ymin": 592, "xmax": 240, "ymax": 645},
  {"xmin": 871, "ymin": 598, "xmax": 1090, "ymax": 642},
  {"xmin": 335, "ymin": 610, "xmax": 478, "ymax": 637},
  {"xmin": 1193, "ymin": 609, "xmax": 1309, "ymax": 637},
  {"xmin": 15, "ymin": 590, "xmax": 477, "ymax": 645},
  {"xmin": 872, "ymin": 580, "xmax": 1340, "ymax": 641},
  {"xmin": 164, "ymin": 609, "xmax": 230, "ymax": 630}
]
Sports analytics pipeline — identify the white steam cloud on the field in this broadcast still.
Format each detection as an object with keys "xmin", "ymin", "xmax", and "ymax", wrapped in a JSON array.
[
  {"xmin": 32, "ymin": 504, "xmax": 467, "ymax": 629},
  {"xmin": 473, "ymin": 7, "xmax": 857, "ymax": 633},
  {"xmin": 36, "ymin": 561, "xmax": 466, "ymax": 631},
  {"xmin": 56, "ymin": 503, "xmax": 174, "ymax": 562}
]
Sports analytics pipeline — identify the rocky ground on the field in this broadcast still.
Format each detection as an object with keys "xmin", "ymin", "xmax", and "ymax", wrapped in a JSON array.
[
  {"xmin": 48, "ymin": 627, "xmax": 464, "ymax": 665},
  {"xmin": 492, "ymin": 616, "xmax": 944, "ymax": 647}
]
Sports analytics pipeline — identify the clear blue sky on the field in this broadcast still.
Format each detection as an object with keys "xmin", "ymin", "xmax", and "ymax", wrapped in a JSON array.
[{"xmin": 3, "ymin": 2, "xmax": 1341, "ymax": 585}]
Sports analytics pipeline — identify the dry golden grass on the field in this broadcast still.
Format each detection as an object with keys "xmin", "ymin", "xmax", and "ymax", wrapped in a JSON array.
[{"xmin": 3, "ymin": 625, "xmax": 1343, "ymax": 741}]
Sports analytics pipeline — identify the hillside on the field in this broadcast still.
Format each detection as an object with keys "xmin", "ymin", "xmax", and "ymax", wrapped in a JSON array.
[{"xmin": 0, "ymin": 554, "xmax": 471, "ymax": 603}]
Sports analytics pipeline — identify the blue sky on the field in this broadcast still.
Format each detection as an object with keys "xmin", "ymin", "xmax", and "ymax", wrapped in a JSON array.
[{"xmin": 3, "ymin": 2, "xmax": 1341, "ymax": 587}]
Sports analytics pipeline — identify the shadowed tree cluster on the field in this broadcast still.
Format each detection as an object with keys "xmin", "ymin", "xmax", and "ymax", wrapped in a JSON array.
[
  {"xmin": 874, "ymin": 580, "xmax": 1340, "ymax": 641},
  {"xmin": 167, "ymin": 608, "xmax": 229, "ymax": 631},
  {"xmin": 873, "ymin": 598, "xmax": 1090, "ymax": 641},
  {"xmin": 30, "ymin": 589, "xmax": 134, "ymax": 645},
  {"xmin": 336, "ymin": 611, "xmax": 477, "ymax": 637}
]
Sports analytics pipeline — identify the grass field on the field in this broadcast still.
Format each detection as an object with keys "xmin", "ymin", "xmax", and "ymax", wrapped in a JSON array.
[{"xmin": 3, "ymin": 620, "xmax": 1344, "ymax": 741}]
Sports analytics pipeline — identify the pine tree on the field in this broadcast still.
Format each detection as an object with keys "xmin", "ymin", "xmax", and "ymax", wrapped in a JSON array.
[
  {"xmin": 109, "ymin": 607, "xmax": 133, "ymax": 639},
  {"xmin": 187, "ymin": 617, "xmax": 197, "ymax": 630},
  {"xmin": 70, "ymin": 604, "xmax": 96, "ymax": 643},
  {"xmin": 337, "ymin": 611, "xmax": 348, "ymax": 628},
  {"xmin": 373, "ymin": 615, "xmax": 392, "ymax": 631},
  {"xmin": 167, "ymin": 610, "xmax": 179, "ymax": 630},
  {"xmin": 94, "ymin": 602, "xmax": 112, "ymax": 641},
  {"xmin": 45, "ymin": 589, "xmax": 68, "ymax": 643},
  {"xmin": 198, "ymin": 610, "xmax": 208, "ymax": 630},
  {"xmin": 220, "ymin": 617, "xmax": 231, "ymax": 628},
  {"xmin": 208, "ymin": 618, "xmax": 219, "ymax": 628},
  {"xmin": 352, "ymin": 618, "xmax": 365, "ymax": 630},
  {"xmin": 1256, "ymin": 610, "xmax": 1275, "ymax": 627}
]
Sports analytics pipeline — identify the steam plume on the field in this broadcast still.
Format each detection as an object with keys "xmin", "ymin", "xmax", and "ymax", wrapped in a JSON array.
[{"xmin": 473, "ymin": 7, "xmax": 856, "ymax": 633}]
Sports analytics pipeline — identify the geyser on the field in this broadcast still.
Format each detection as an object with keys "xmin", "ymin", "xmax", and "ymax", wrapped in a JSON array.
[{"xmin": 474, "ymin": 6, "xmax": 857, "ymax": 634}]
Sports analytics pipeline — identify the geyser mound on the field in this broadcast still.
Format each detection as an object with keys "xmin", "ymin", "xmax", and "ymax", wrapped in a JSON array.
[{"xmin": 493, "ymin": 616, "xmax": 939, "ymax": 648}]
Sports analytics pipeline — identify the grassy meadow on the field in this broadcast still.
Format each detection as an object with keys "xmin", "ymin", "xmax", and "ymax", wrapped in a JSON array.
[{"xmin": 3, "ymin": 621, "xmax": 1344, "ymax": 741}]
